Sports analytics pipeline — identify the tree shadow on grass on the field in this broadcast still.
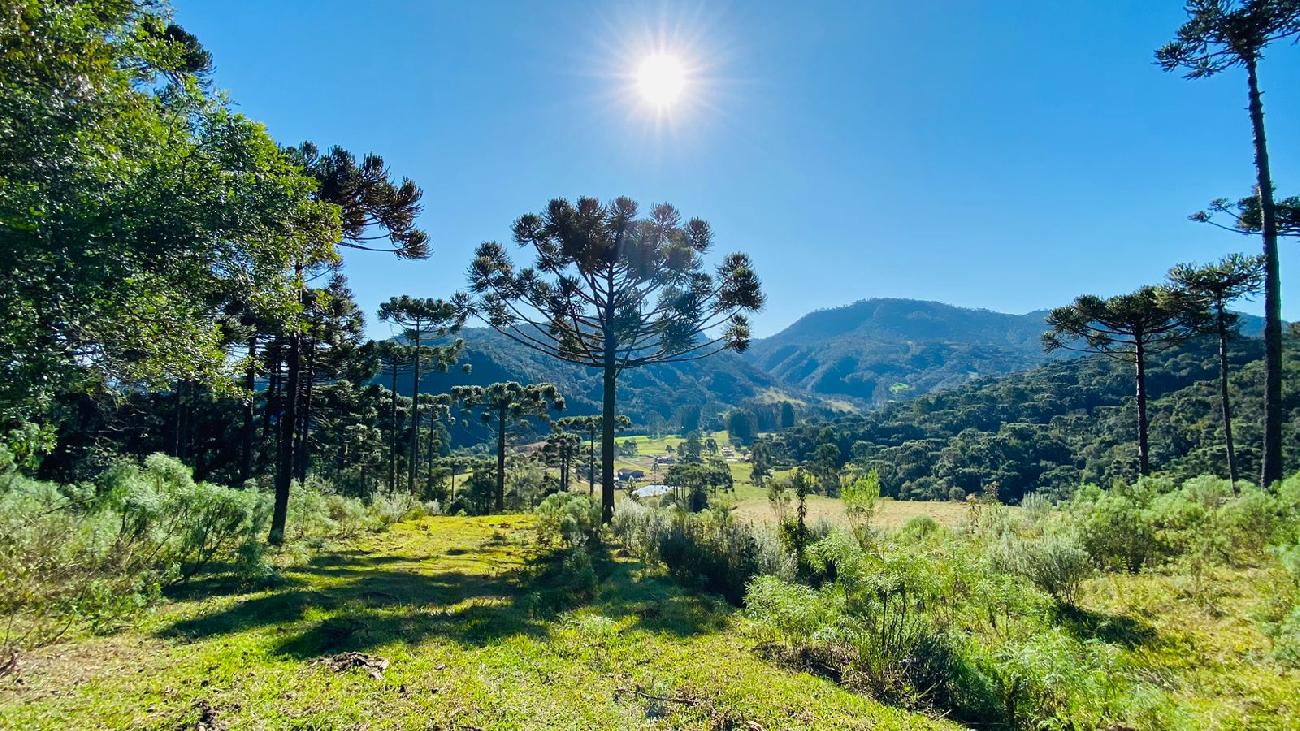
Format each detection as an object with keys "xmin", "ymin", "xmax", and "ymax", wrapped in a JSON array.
[
  {"xmin": 1053, "ymin": 604, "xmax": 1157, "ymax": 648},
  {"xmin": 158, "ymin": 544, "xmax": 727, "ymax": 659}
]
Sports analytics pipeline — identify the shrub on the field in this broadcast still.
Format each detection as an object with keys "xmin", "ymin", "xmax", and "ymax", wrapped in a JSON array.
[
  {"xmin": 369, "ymin": 490, "xmax": 433, "ymax": 527},
  {"xmin": 745, "ymin": 540, "xmax": 973, "ymax": 714},
  {"xmin": 1067, "ymin": 482, "xmax": 1161, "ymax": 572},
  {"xmin": 658, "ymin": 509, "xmax": 766, "ymax": 605},
  {"xmin": 609, "ymin": 500, "xmax": 670, "ymax": 561},
  {"xmin": 610, "ymin": 504, "xmax": 784, "ymax": 605},
  {"xmin": 1, "ymin": 455, "xmax": 272, "ymax": 653},
  {"xmin": 97, "ymin": 454, "xmax": 270, "ymax": 582},
  {"xmin": 988, "ymin": 532, "xmax": 1094, "ymax": 605},
  {"xmin": 535, "ymin": 492, "xmax": 600, "ymax": 549},
  {"xmin": 897, "ymin": 515, "xmax": 940, "ymax": 543}
]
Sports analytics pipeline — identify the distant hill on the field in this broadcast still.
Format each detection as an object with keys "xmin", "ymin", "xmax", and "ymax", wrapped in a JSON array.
[
  {"xmin": 400, "ymin": 327, "xmax": 805, "ymax": 431},
  {"xmin": 392, "ymin": 298, "xmax": 1268, "ymax": 430},
  {"xmin": 771, "ymin": 332, "xmax": 1298, "ymax": 501},
  {"xmin": 745, "ymin": 298, "xmax": 1266, "ymax": 405}
]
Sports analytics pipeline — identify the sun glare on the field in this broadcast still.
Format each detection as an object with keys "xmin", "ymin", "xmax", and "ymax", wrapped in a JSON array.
[{"xmin": 636, "ymin": 53, "xmax": 687, "ymax": 109}]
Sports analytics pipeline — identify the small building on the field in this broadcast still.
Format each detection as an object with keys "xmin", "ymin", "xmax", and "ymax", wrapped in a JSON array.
[{"xmin": 618, "ymin": 468, "xmax": 646, "ymax": 480}]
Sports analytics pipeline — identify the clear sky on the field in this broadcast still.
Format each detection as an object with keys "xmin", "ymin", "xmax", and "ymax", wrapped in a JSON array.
[{"xmin": 173, "ymin": 0, "xmax": 1300, "ymax": 340}]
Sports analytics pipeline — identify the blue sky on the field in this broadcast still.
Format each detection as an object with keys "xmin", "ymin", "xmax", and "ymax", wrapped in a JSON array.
[{"xmin": 174, "ymin": 1, "xmax": 1300, "ymax": 339}]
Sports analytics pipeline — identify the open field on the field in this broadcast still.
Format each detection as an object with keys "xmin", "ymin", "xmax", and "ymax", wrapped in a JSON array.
[
  {"xmin": 0, "ymin": 515, "xmax": 952, "ymax": 731},
  {"xmin": 729, "ymin": 493, "xmax": 977, "ymax": 529}
]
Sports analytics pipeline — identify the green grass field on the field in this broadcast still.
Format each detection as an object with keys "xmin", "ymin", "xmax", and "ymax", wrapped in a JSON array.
[{"xmin": 0, "ymin": 515, "xmax": 953, "ymax": 730}]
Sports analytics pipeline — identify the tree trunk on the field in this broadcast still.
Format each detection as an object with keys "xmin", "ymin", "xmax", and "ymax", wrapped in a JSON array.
[
  {"xmin": 1134, "ymin": 337, "xmax": 1150, "ymax": 477},
  {"xmin": 172, "ymin": 379, "xmax": 185, "ymax": 459},
  {"xmin": 408, "ymin": 324, "xmax": 422, "ymax": 492},
  {"xmin": 1246, "ymin": 58, "xmax": 1283, "ymax": 489},
  {"xmin": 263, "ymin": 342, "xmax": 280, "ymax": 443},
  {"xmin": 495, "ymin": 409, "xmax": 506, "ymax": 513},
  {"xmin": 270, "ymin": 270, "xmax": 303, "ymax": 546},
  {"xmin": 426, "ymin": 412, "xmax": 436, "ymax": 494},
  {"xmin": 388, "ymin": 361, "xmax": 399, "ymax": 491},
  {"xmin": 270, "ymin": 327, "xmax": 298, "ymax": 545},
  {"xmin": 588, "ymin": 429, "xmax": 596, "ymax": 497},
  {"xmin": 1216, "ymin": 301, "xmax": 1239, "ymax": 490},
  {"xmin": 294, "ymin": 337, "xmax": 314, "ymax": 483},
  {"xmin": 240, "ymin": 333, "xmax": 257, "ymax": 482},
  {"xmin": 601, "ymin": 361, "xmax": 617, "ymax": 523}
]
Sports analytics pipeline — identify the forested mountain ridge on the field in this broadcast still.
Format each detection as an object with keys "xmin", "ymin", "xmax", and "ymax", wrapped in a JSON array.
[
  {"xmin": 744, "ymin": 298, "xmax": 1265, "ymax": 404},
  {"xmin": 770, "ymin": 331, "xmax": 1298, "ymax": 502},
  {"xmin": 414, "ymin": 299, "xmax": 1267, "ymax": 423},
  {"xmin": 402, "ymin": 327, "xmax": 807, "ymax": 432}
]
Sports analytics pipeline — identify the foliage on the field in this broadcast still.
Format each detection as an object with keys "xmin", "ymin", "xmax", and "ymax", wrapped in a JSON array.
[
  {"xmin": 988, "ymin": 532, "xmax": 1094, "ymax": 606},
  {"xmin": 610, "ymin": 505, "xmax": 787, "ymax": 605},
  {"xmin": 465, "ymin": 196, "xmax": 764, "ymax": 521},
  {"xmin": 534, "ymin": 492, "xmax": 601, "ymax": 550},
  {"xmin": 0, "ymin": 0, "xmax": 339, "ymax": 427},
  {"xmin": 773, "ymin": 334, "xmax": 1298, "ymax": 501},
  {"xmin": 663, "ymin": 459, "xmax": 733, "ymax": 512}
]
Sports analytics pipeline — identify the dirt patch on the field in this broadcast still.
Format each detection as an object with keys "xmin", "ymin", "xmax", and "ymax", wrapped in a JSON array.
[{"xmin": 313, "ymin": 652, "xmax": 390, "ymax": 679}]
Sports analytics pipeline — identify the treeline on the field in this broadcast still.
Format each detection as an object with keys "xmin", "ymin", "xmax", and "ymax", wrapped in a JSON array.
[
  {"xmin": 0, "ymin": 2, "xmax": 565, "ymax": 534},
  {"xmin": 767, "ymin": 332, "xmax": 1298, "ymax": 502}
]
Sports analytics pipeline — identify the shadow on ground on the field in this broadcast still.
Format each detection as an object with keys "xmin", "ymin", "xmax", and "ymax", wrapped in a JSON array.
[
  {"xmin": 1054, "ymin": 604, "xmax": 1157, "ymax": 648},
  {"xmin": 159, "ymin": 539, "xmax": 727, "ymax": 659}
]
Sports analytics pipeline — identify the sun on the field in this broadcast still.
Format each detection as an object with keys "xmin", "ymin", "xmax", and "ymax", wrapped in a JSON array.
[{"xmin": 635, "ymin": 53, "xmax": 687, "ymax": 109}]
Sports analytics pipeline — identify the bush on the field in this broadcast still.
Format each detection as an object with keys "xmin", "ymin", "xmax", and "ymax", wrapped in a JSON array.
[
  {"xmin": 1067, "ymin": 482, "xmax": 1162, "ymax": 573},
  {"xmin": 609, "ymin": 500, "xmax": 670, "ymax": 561},
  {"xmin": 745, "ymin": 540, "xmax": 973, "ymax": 715},
  {"xmin": 96, "ymin": 453, "xmax": 270, "ymax": 583},
  {"xmin": 1, "ymin": 454, "xmax": 272, "ymax": 653},
  {"xmin": 988, "ymin": 532, "xmax": 1094, "ymax": 605},
  {"xmin": 897, "ymin": 515, "xmax": 940, "ymax": 542},
  {"xmin": 0, "ymin": 455, "xmax": 423, "ymax": 655},
  {"xmin": 610, "ymin": 504, "xmax": 785, "ymax": 605},
  {"xmin": 658, "ymin": 509, "xmax": 767, "ymax": 604},
  {"xmin": 535, "ymin": 492, "xmax": 600, "ymax": 549}
]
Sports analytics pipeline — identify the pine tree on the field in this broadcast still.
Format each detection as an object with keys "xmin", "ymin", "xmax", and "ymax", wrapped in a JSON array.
[
  {"xmin": 452, "ymin": 382, "xmax": 564, "ymax": 512},
  {"xmin": 1043, "ymin": 286, "xmax": 1208, "ymax": 476},
  {"xmin": 465, "ymin": 197, "xmax": 763, "ymax": 521},
  {"xmin": 378, "ymin": 296, "xmax": 462, "ymax": 492},
  {"xmin": 1158, "ymin": 0, "xmax": 1300, "ymax": 487},
  {"xmin": 1169, "ymin": 254, "xmax": 1265, "ymax": 487}
]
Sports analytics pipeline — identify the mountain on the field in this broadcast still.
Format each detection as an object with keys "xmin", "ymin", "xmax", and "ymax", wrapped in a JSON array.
[
  {"xmin": 743, "ymin": 299, "xmax": 1061, "ymax": 403},
  {"xmin": 407, "ymin": 327, "xmax": 803, "ymax": 429},
  {"xmin": 397, "ymin": 299, "xmax": 1268, "ymax": 429},
  {"xmin": 744, "ymin": 298, "xmax": 1267, "ymax": 405}
]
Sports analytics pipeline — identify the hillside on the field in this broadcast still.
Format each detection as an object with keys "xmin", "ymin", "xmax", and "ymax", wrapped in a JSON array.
[
  {"xmin": 773, "ymin": 332, "xmax": 1299, "ymax": 501},
  {"xmin": 746, "ymin": 298, "xmax": 1266, "ymax": 404},
  {"xmin": 406, "ymin": 328, "xmax": 804, "ymax": 430},
  {"xmin": 402, "ymin": 301, "xmax": 1269, "ymax": 429},
  {"xmin": 743, "ymin": 299, "xmax": 1058, "ymax": 403}
]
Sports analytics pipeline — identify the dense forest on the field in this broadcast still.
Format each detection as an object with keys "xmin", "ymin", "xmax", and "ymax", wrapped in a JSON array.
[{"xmin": 765, "ymin": 332, "xmax": 1300, "ymax": 502}]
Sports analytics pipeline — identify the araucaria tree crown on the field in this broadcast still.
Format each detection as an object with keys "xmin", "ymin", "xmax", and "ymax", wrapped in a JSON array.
[{"xmin": 464, "ymin": 196, "xmax": 764, "ymax": 520}]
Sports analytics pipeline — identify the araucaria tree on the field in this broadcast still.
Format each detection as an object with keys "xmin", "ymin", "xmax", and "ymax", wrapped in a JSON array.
[
  {"xmin": 378, "ymin": 296, "xmax": 462, "ymax": 492},
  {"xmin": 465, "ymin": 197, "xmax": 764, "ymax": 522},
  {"xmin": 1169, "ymin": 254, "xmax": 1265, "ymax": 486},
  {"xmin": 542, "ymin": 430, "xmax": 583, "ymax": 491},
  {"xmin": 267, "ymin": 144, "xmax": 433, "ymax": 545},
  {"xmin": 372, "ymin": 340, "xmax": 411, "ymax": 491},
  {"xmin": 1158, "ymin": 0, "xmax": 1300, "ymax": 487},
  {"xmin": 452, "ymin": 382, "xmax": 564, "ymax": 512},
  {"xmin": 554, "ymin": 414, "xmax": 630, "ymax": 496},
  {"xmin": 1043, "ymin": 286, "xmax": 1207, "ymax": 476}
]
